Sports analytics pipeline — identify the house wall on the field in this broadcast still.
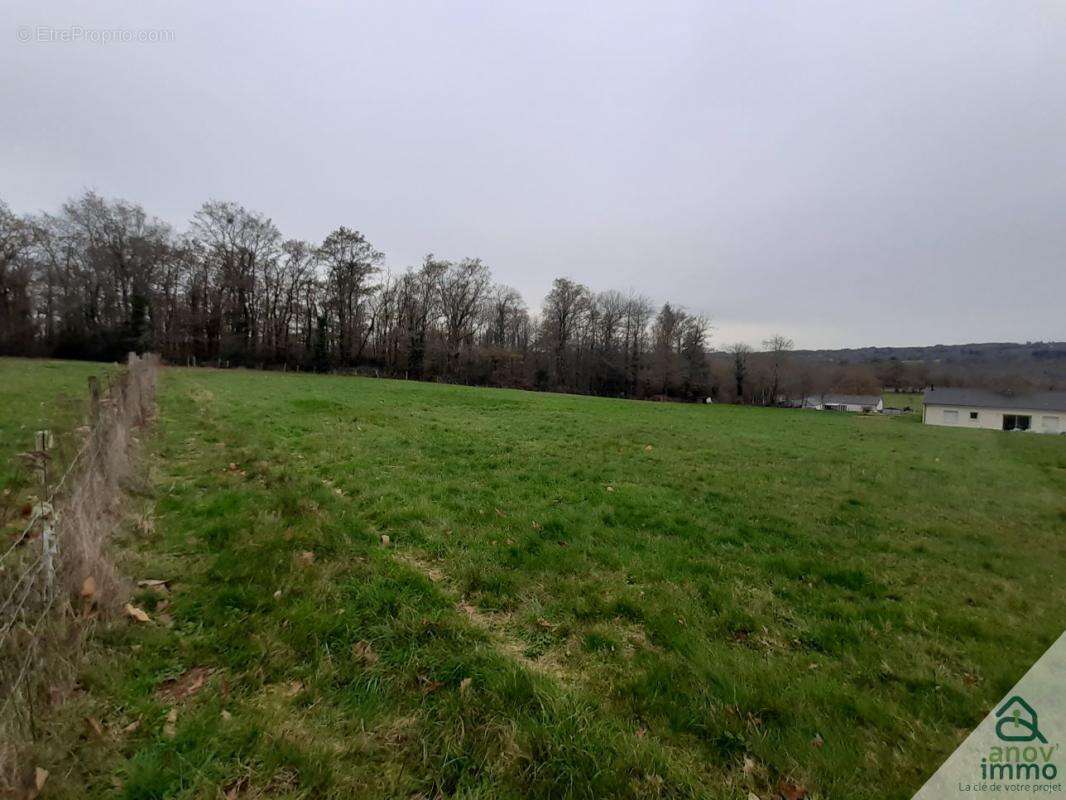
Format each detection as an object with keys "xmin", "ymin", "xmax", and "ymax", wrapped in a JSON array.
[{"xmin": 924, "ymin": 404, "xmax": 1064, "ymax": 434}]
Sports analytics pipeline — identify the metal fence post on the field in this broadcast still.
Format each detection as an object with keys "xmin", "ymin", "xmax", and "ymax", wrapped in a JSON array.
[
  {"xmin": 35, "ymin": 430, "xmax": 56, "ymax": 597},
  {"xmin": 40, "ymin": 502, "xmax": 56, "ymax": 599}
]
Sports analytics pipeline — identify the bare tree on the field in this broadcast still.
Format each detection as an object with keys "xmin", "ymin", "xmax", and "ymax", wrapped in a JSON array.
[
  {"xmin": 437, "ymin": 258, "xmax": 490, "ymax": 379},
  {"xmin": 730, "ymin": 342, "xmax": 752, "ymax": 403},
  {"xmin": 0, "ymin": 200, "xmax": 36, "ymax": 354},
  {"xmin": 650, "ymin": 303, "xmax": 687, "ymax": 395},
  {"xmin": 761, "ymin": 334, "xmax": 794, "ymax": 405},
  {"xmin": 541, "ymin": 277, "xmax": 591, "ymax": 389},
  {"xmin": 681, "ymin": 314, "xmax": 712, "ymax": 398},
  {"xmin": 622, "ymin": 292, "xmax": 654, "ymax": 396},
  {"xmin": 317, "ymin": 227, "xmax": 383, "ymax": 366},
  {"xmin": 191, "ymin": 200, "xmax": 281, "ymax": 362}
]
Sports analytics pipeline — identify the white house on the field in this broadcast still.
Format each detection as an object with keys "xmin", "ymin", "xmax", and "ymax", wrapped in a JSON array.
[
  {"xmin": 803, "ymin": 394, "xmax": 884, "ymax": 413},
  {"xmin": 923, "ymin": 387, "xmax": 1066, "ymax": 434}
]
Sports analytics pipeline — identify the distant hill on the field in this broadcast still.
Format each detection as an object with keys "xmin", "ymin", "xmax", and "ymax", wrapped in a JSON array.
[
  {"xmin": 788, "ymin": 341, "xmax": 1066, "ymax": 389},
  {"xmin": 788, "ymin": 341, "xmax": 1066, "ymax": 365},
  {"xmin": 708, "ymin": 341, "xmax": 1066, "ymax": 393}
]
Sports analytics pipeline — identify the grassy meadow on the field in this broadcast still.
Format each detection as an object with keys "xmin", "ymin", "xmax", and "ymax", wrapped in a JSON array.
[
  {"xmin": 17, "ymin": 365, "xmax": 1066, "ymax": 799},
  {"xmin": 882, "ymin": 392, "xmax": 923, "ymax": 412},
  {"xmin": 0, "ymin": 358, "xmax": 116, "ymax": 528}
]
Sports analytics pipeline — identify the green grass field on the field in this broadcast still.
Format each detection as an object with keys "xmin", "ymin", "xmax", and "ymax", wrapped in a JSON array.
[
  {"xmin": 882, "ymin": 392, "xmax": 923, "ymax": 412},
  {"xmin": 22, "ymin": 365, "xmax": 1066, "ymax": 799},
  {"xmin": 0, "ymin": 358, "xmax": 116, "ymax": 528}
]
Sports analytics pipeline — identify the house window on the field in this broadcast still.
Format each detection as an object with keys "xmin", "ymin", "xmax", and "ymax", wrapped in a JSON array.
[
  {"xmin": 1003, "ymin": 415, "xmax": 1031, "ymax": 431},
  {"xmin": 969, "ymin": 411, "xmax": 978, "ymax": 420},
  {"xmin": 943, "ymin": 409, "xmax": 958, "ymax": 424}
]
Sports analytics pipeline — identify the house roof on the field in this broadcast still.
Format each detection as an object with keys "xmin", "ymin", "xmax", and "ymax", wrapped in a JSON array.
[{"xmin": 924, "ymin": 387, "xmax": 1066, "ymax": 412}]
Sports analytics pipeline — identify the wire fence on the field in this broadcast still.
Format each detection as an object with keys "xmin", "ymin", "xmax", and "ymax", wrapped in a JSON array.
[{"xmin": 0, "ymin": 352, "xmax": 158, "ymax": 759}]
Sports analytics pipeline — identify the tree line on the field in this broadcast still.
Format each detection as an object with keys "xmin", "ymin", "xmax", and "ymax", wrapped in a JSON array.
[
  {"xmin": 1, "ymin": 192, "xmax": 734, "ymax": 399},
  {"xmin": 15, "ymin": 191, "xmax": 997, "ymax": 403}
]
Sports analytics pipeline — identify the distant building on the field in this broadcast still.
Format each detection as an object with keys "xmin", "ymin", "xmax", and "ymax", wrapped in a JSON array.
[
  {"xmin": 923, "ymin": 388, "xmax": 1066, "ymax": 434},
  {"xmin": 803, "ymin": 394, "xmax": 884, "ymax": 413}
]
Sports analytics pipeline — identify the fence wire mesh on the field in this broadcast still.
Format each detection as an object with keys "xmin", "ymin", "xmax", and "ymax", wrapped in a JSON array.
[{"xmin": 0, "ymin": 353, "xmax": 158, "ymax": 753}]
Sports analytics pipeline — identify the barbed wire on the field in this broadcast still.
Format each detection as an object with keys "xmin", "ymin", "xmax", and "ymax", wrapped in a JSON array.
[
  {"xmin": 0, "ymin": 355, "xmax": 158, "ymax": 725},
  {"xmin": 45, "ymin": 436, "xmax": 93, "ymax": 505},
  {"xmin": 0, "ymin": 393, "xmax": 109, "ymax": 570},
  {"xmin": 0, "ymin": 554, "xmax": 43, "ymax": 623},
  {"xmin": 0, "ymin": 509, "xmax": 43, "ymax": 566},
  {"xmin": 0, "ymin": 597, "xmax": 55, "ymax": 719}
]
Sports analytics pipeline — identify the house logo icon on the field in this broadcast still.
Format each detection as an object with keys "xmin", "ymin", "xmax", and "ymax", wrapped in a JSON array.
[{"xmin": 995, "ymin": 696, "xmax": 1047, "ymax": 744}]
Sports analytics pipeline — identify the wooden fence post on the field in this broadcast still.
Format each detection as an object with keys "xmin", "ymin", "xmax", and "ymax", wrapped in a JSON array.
[
  {"xmin": 88, "ymin": 376, "xmax": 101, "ymax": 422},
  {"xmin": 34, "ymin": 430, "xmax": 51, "ymax": 490}
]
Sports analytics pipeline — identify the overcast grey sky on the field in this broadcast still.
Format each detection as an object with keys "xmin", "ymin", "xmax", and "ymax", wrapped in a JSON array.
[{"xmin": 3, "ymin": 1, "xmax": 1064, "ymax": 349}]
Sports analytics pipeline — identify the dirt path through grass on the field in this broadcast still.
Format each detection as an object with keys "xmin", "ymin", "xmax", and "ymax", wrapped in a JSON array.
[{"xmin": 395, "ymin": 550, "xmax": 578, "ymax": 682}]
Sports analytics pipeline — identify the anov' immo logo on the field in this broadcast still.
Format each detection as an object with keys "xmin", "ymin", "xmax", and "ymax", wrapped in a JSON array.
[
  {"xmin": 980, "ymin": 696, "xmax": 1058, "ymax": 782},
  {"xmin": 912, "ymin": 632, "xmax": 1066, "ymax": 799}
]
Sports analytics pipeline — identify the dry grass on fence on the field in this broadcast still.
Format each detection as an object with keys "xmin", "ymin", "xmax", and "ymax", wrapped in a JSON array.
[{"xmin": 0, "ymin": 354, "xmax": 158, "ymax": 793}]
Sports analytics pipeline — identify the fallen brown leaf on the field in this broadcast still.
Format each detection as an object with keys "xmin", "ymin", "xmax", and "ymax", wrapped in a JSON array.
[
  {"xmin": 352, "ymin": 640, "xmax": 379, "ymax": 666},
  {"xmin": 81, "ymin": 575, "xmax": 97, "ymax": 599},
  {"xmin": 163, "ymin": 707, "xmax": 177, "ymax": 738},
  {"xmin": 85, "ymin": 716, "xmax": 105, "ymax": 738},
  {"xmin": 810, "ymin": 733, "xmax": 824, "ymax": 749},
  {"xmin": 459, "ymin": 677, "xmax": 472, "ymax": 693},
  {"xmin": 298, "ymin": 550, "xmax": 315, "ymax": 565},
  {"xmin": 124, "ymin": 603, "xmax": 150, "ymax": 623},
  {"xmin": 418, "ymin": 674, "xmax": 444, "ymax": 694},
  {"xmin": 158, "ymin": 667, "xmax": 210, "ymax": 702},
  {"xmin": 776, "ymin": 779, "xmax": 808, "ymax": 800},
  {"xmin": 223, "ymin": 774, "xmax": 250, "ymax": 799}
]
